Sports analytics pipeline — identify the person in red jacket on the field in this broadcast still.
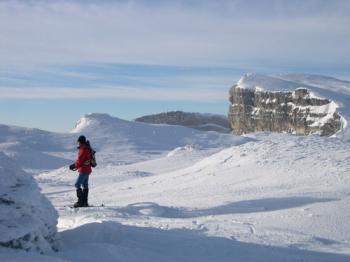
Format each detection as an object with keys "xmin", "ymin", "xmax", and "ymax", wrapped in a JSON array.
[{"xmin": 69, "ymin": 135, "xmax": 93, "ymax": 208}]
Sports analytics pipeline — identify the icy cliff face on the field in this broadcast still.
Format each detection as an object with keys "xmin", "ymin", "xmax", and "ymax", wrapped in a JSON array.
[
  {"xmin": 0, "ymin": 153, "xmax": 58, "ymax": 253},
  {"xmin": 229, "ymin": 74, "xmax": 343, "ymax": 136}
]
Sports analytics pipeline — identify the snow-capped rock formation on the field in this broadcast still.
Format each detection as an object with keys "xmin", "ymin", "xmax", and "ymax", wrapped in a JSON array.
[
  {"xmin": 0, "ymin": 153, "xmax": 58, "ymax": 253},
  {"xmin": 229, "ymin": 74, "xmax": 346, "ymax": 136},
  {"xmin": 135, "ymin": 111, "xmax": 231, "ymax": 133}
]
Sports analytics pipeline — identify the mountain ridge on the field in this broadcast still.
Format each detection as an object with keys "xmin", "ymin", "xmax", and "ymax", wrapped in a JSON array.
[{"xmin": 135, "ymin": 111, "xmax": 231, "ymax": 133}]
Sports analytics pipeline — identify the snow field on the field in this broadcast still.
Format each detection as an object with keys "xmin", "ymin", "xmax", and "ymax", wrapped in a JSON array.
[{"xmin": 34, "ymin": 133, "xmax": 350, "ymax": 261}]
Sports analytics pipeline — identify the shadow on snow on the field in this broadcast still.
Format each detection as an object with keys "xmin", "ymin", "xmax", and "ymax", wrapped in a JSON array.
[
  {"xmin": 116, "ymin": 196, "xmax": 337, "ymax": 218},
  {"xmin": 56, "ymin": 220, "xmax": 350, "ymax": 262}
]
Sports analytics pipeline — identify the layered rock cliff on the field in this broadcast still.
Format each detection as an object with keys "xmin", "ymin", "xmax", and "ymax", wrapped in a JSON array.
[{"xmin": 228, "ymin": 74, "xmax": 343, "ymax": 136}]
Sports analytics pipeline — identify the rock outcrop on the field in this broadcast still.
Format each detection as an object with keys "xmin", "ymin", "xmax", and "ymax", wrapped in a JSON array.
[
  {"xmin": 135, "ymin": 111, "xmax": 231, "ymax": 133},
  {"xmin": 0, "ymin": 153, "xmax": 58, "ymax": 253},
  {"xmin": 228, "ymin": 74, "xmax": 343, "ymax": 136}
]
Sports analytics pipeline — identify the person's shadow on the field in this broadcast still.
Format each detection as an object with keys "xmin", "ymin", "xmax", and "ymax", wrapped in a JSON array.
[{"xmin": 115, "ymin": 196, "xmax": 337, "ymax": 218}]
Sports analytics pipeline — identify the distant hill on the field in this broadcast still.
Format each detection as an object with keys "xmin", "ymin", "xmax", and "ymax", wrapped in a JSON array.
[{"xmin": 135, "ymin": 111, "xmax": 232, "ymax": 133}]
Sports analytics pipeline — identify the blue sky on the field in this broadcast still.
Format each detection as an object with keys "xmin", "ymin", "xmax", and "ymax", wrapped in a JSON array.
[{"xmin": 0, "ymin": 0, "xmax": 349, "ymax": 132}]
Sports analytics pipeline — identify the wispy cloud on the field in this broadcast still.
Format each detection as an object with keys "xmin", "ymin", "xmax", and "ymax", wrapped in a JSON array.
[
  {"xmin": 0, "ymin": 0, "xmax": 349, "ymax": 68},
  {"xmin": 1, "ymin": 1, "xmax": 349, "ymax": 102},
  {"xmin": 0, "ymin": 85, "xmax": 227, "ymax": 102},
  {"xmin": 0, "ymin": 63, "xmax": 243, "ymax": 100}
]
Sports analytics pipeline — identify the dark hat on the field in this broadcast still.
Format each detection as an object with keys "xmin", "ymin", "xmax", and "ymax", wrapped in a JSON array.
[{"xmin": 77, "ymin": 135, "xmax": 86, "ymax": 144}]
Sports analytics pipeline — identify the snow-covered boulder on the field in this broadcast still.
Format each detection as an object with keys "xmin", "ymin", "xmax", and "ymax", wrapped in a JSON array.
[
  {"xmin": 0, "ymin": 153, "xmax": 58, "ymax": 253},
  {"xmin": 229, "ymin": 74, "xmax": 344, "ymax": 136}
]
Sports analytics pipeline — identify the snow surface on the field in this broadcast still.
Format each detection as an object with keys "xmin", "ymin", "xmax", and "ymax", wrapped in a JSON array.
[
  {"xmin": 0, "ymin": 124, "xmax": 74, "ymax": 174},
  {"xmin": 70, "ymin": 113, "xmax": 247, "ymax": 165},
  {"xmin": 30, "ymin": 132, "xmax": 350, "ymax": 261}
]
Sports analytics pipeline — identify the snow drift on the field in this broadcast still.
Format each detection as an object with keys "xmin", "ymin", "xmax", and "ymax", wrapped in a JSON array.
[
  {"xmin": 0, "ymin": 124, "xmax": 73, "ymax": 174},
  {"xmin": 0, "ymin": 153, "xmax": 58, "ymax": 253}
]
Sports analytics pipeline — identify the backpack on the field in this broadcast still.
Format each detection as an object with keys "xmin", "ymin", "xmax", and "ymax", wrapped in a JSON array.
[
  {"xmin": 86, "ymin": 140, "xmax": 97, "ymax": 168},
  {"xmin": 90, "ymin": 149, "xmax": 97, "ymax": 168}
]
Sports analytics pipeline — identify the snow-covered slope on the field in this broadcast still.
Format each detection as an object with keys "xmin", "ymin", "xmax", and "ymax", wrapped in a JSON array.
[
  {"xmin": 234, "ymin": 73, "xmax": 350, "ymax": 140},
  {"xmin": 280, "ymin": 74, "xmax": 350, "ymax": 96},
  {"xmin": 0, "ymin": 124, "xmax": 73, "ymax": 174},
  {"xmin": 237, "ymin": 73, "xmax": 350, "ymax": 96},
  {"xmin": 0, "ymin": 153, "xmax": 58, "ymax": 253},
  {"xmin": 237, "ymin": 73, "xmax": 302, "ymax": 92},
  {"xmin": 2, "ymin": 123, "xmax": 350, "ymax": 261},
  {"xmin": 0, "ymin": 114, "xmax": 247, "ymax": 173},
  {"xmin": 71, "ymin": 113, "xmax": 248, "ymax": 164},
  {"xmin": 32, "ymin": 132, "xmax": 350, "ymax": 261}
]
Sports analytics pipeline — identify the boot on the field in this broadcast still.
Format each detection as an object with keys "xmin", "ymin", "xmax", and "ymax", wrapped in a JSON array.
[
  {"xmin": 73, "ymin": 188, "xmax": 83, "ymax": 208},
  {"xmin": 82, "ymin": 188, "xmax": 89, "ymax": 207}
]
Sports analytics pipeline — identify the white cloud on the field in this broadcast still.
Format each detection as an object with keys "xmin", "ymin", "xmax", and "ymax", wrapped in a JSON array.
[
  {"xmin": 0, "ymin": 85, "xmax": 227, "ymax": 102},
  {"xmin": 0, "ymin": 0, "xmax": 349, "ymax": 67}
]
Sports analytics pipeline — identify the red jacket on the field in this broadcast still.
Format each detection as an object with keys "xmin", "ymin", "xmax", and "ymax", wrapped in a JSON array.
[{"xmin": 75, "ymin": 145, "xmax": 92, "ymax": 174}]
